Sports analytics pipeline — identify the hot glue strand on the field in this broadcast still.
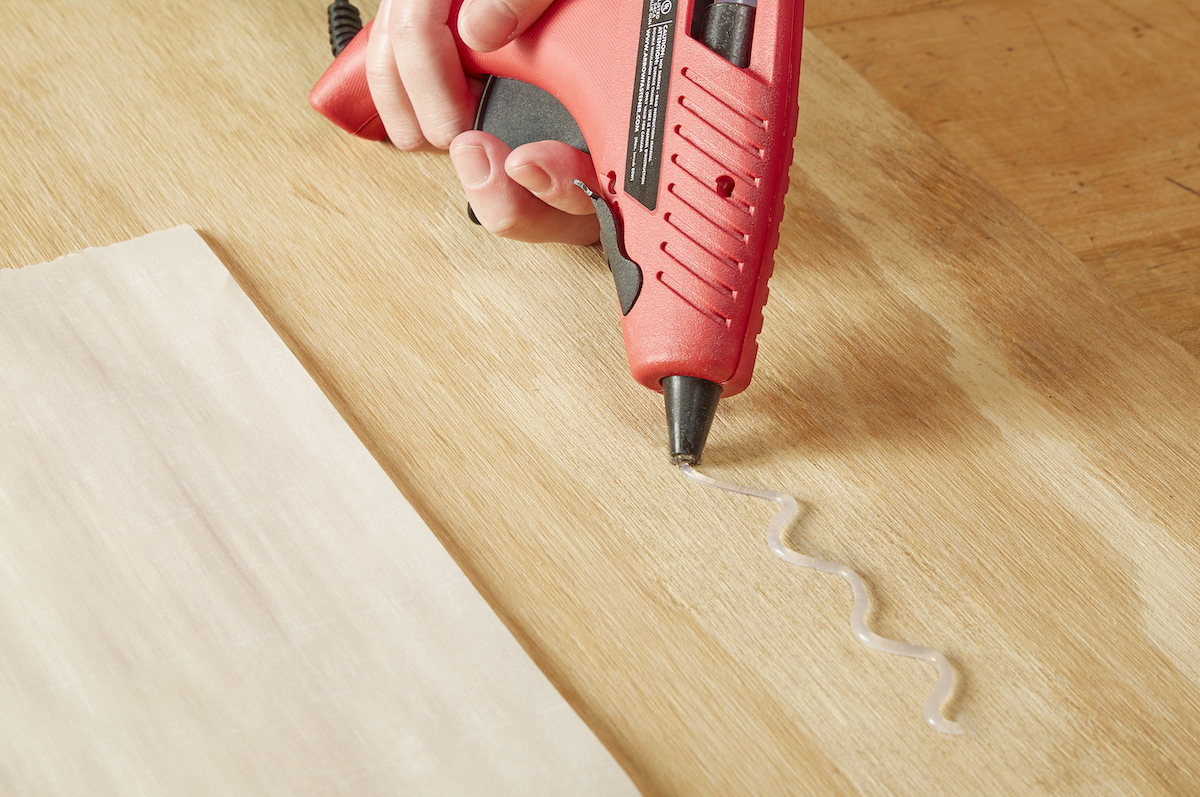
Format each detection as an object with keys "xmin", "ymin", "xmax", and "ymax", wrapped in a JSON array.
[{"xmin": 678, "ymin": 464, "xmax": 964, "ymax": 735}]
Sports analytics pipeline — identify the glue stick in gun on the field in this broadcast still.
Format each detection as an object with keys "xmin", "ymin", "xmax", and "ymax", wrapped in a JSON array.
[{"xmin": 311, "ymin": 0, "xmax": 805, "ymax": 464}]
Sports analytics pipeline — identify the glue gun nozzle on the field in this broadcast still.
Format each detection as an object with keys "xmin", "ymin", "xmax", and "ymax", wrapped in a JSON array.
[{"xmin": 663, "ymin": 375, "xmax": 723, "ymax": 466}]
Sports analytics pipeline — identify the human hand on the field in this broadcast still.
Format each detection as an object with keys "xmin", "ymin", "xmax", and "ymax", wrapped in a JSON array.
[{"xmin": 364, "ymin": 0, "xmax": 600, "ymax": 244}]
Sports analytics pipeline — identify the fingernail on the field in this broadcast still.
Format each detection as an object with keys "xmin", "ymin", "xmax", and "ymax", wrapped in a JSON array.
[
  {"xmin": 451, "ymin": 144, "xmax": 491, "ymax": 187},
  {"xmin": 376, "ymin": 0, "xmax": 392, "ymax": 29},
  {"xmin": 508, "ymin": 163, "xmax": 552, "ymax": 195},
  {"xmin": 460, "ymin": 0, "xmax": 519, "ymax": 50}
]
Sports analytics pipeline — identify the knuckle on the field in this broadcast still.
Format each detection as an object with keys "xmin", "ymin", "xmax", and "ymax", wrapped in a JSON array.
[
  {"xmin": 389, "ymin": 4, "xmax": 443, "ymax": 36},
  {"xmin": 363, "ymin": 61, "xmax": 393, "ymax": 84}
]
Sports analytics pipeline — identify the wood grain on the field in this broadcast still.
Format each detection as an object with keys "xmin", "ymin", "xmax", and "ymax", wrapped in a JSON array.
[
  {"xmin": 3, "ymin": 0, "xmax": 1200, "ymax": 793},
  {"xmin": 809, "ymin": 0, "xmax": 1200, "ymax": 356}
]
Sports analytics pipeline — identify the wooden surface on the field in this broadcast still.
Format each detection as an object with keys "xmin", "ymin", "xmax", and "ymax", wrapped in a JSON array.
[
  {"xmin": 809, "ymin": 0, "xmax": 1200, "ymax": 356},
  {"xmin": 4, "ymin": 0, "xmax": 1200, "ymax": 794}
]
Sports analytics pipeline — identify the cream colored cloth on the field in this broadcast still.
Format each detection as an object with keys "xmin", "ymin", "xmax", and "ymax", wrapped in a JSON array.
[{"xmin": 0, "ymin": 227, "xmax": 638, "ymax": 796}]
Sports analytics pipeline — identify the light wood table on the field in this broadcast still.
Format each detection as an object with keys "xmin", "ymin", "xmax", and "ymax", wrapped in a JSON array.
[
  {"xmin": 3, "ymin": 0, "xmax": 1200, "ymax": 793},
  {"xmin": 810, "ymin": 0, "xmax": 1200, "ymax": 356}
]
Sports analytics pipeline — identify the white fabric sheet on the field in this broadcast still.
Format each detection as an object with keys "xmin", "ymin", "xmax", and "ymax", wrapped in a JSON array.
[{"xmin": 0, "ymin": 226, "xmax": 638, "ymax": 796}]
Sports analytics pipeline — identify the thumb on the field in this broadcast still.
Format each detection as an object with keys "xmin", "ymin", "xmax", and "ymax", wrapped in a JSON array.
[{"xmin": 457, "ymin": 0, "xmax": 557, "ymax": 52}]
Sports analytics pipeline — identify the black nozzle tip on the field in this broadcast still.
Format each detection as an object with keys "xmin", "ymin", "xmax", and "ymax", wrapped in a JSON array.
[{"xmin": 663, "ymin": 375, "xmax": 723, "ymax": 466}]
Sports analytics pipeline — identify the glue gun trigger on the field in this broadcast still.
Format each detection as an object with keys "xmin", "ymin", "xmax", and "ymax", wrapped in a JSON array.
[{"xmin": 574, "ymin": 180, "xmax": 643, "ymax": 317}]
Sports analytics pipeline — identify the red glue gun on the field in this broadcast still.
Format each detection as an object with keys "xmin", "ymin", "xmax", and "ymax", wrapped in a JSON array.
[{"xmin": 310, "ymin": 0, "xmax": 805, "ymax": 464}]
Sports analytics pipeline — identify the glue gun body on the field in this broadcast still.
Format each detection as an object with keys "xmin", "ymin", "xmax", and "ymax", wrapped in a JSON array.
[{"xmin": 310, "ymin": 0, "xmax": 805, "ymax": 463}]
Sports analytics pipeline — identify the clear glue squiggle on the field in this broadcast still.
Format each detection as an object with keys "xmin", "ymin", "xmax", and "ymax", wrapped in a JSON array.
[{"xmin": 678, "ymin": 464, "xmax": 964, "ymax": 735}]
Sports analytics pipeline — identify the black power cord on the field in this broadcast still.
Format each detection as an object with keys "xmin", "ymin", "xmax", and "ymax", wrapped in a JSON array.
[{"xmin": 327, "ymin": 0, "xmax": 364, "ymax": 57}]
